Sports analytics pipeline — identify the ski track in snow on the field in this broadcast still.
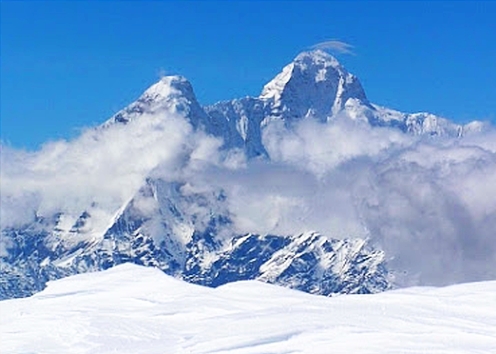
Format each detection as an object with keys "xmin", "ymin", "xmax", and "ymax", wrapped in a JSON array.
[{"xmin": 1, "ymin": 263, "xmax": 495, "ymax": 354}]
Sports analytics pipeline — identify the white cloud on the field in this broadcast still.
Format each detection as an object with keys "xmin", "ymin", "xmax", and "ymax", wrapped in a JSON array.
[
  {"xmin": 311, "ymin": 40, "xmax": 355, "ymax": 55},
  {"xmin": 1, "ymin": 111, "xmax": 198, "ymax": 229},
  {"xmin": 262, "ymin": 116, "xmax": 410, "ymax": 177},
  {"xmin": 1, "ymin": 109, "xmax": 496, "ymax": 288},
  {"xmin": 217, "ymin": 119, "xmax": 496, "ymax": 286}
]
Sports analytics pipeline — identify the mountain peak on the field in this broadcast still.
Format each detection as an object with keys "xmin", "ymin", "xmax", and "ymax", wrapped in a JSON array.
[
  {"xmin": 105, "ymin": 75, "xmax": 201, "ymax": 126},
  {"xmin": 293, "ymin": 49, "xmax": 342, "ymax": 69},
  {"xmin": 142, "ymin": 75, "xmax": 194, "ymax": 103},
  {"xmin": 260, "ymin": 50, "xmax": 368, "ymax": 122}
]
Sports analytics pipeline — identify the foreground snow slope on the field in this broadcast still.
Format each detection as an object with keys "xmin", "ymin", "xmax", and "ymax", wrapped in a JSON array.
[{"xmin": 1, "ymin": 264, "xmax": 495, "ymax": 354}]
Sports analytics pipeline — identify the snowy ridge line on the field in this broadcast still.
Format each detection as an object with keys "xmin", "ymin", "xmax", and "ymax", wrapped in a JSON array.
[{"xmin": 1, "ymin": 263, "xmax": 495, "ymax": 354}]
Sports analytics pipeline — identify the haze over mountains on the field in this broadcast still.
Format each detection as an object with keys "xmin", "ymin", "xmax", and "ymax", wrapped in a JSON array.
[{"xmin": 1, "ymin": 50, "xmax": 495, "ymax": 300}]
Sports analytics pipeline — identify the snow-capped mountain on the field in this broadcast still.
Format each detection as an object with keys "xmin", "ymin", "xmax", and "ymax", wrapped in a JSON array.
[
  {"xmin": 104, "ymin": 75, "xmax": 220, "ymax": 135},
  {"xmin": 107, "ymin": 50, "xmax": 486, "ymax": 157},
  {"xmin": 259, "ymin": 50, "xmax": 370, "ymax": 121},
  {"xmin": 1, "ymin": 50, "xmax": 490, "ymax": 300}
]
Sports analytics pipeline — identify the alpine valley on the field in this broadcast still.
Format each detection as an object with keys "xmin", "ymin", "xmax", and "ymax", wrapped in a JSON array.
[{"xmin": 0, "ymin": 50, "xmax": 493, "ymax": 300}]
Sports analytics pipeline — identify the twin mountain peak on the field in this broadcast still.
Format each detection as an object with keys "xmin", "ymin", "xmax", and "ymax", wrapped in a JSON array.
[
  {"xmin": 3, "ymin": 51, "xmax": 486, "ymax": 300},
  {"xmin": 106, "ymin": 49, "xmax": 486, "ymax": 158}
]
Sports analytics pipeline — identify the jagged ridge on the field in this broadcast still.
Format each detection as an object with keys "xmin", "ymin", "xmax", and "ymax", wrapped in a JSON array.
[
  {"xmin": 2, "ymin": 49, "xmax": 489, "ymax": 300},
  {"xmin": 1, "ymin": 180, "xmax": 389, "ymax": 299}
]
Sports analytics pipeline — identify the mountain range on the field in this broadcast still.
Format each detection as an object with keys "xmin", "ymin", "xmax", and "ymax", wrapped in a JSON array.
[{"xmin": 0, "ymin": 50, "xmax": 490, "ymax": 300}]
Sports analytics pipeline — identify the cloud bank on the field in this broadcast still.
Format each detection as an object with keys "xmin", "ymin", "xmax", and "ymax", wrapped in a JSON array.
[
  {"xmin": 1, "ymin": 112, "xmax": 196, "ymax": 230},
  {"xmin": 1, "ymin": 110, "xmax": 496, "ymax": 288}
]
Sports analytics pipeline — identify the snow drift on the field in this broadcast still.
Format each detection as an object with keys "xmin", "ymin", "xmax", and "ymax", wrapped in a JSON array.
[{"xmin": 1, "ymin": 263, "xmax": 495, "ymax": 354}]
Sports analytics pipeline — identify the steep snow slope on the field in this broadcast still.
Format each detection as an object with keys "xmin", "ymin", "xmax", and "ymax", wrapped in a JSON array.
[
  {"xmin": 1, "ymin": 264, "xmax": 495, "ymax": 354},
  {"xmin": 259, "ymin": 50, "xmax": 370, "ymax": 121},
  {"xmin": 104, "ymin": 75, "xmax": 210, "ymax": 129}
]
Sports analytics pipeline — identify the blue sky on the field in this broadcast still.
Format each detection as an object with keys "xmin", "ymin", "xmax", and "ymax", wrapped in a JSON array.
[{"xmin": 1, "ymin": 1, "xmax": 495, "ymax": 150}]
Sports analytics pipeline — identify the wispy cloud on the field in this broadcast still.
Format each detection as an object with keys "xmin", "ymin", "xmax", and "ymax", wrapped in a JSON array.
[
  {"xmin": 157, "ymin": 67, "xmax": 168, "ymax": 79},
  {"xmin": 311, "ymin": 40, "xmax": 355, "ymax": 55}
]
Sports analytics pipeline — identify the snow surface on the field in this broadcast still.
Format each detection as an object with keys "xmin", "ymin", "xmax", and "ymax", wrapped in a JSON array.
[{"xmin": 2, "ymin": 263, "xmax": 495, "ymax": 354}]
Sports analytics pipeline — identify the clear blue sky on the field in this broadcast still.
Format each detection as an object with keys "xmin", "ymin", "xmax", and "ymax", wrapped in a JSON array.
[{"xmin": 1, "ymin": 1, "xmax": 495, "ymax": 150}]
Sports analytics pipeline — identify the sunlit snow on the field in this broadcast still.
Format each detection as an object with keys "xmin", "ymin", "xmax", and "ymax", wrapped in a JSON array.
[{"xmin": 1, "ymin": 263, "xmax": 495, "ymax": 354}]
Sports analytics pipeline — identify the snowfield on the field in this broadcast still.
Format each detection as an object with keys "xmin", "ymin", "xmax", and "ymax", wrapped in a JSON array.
[{"xmin": 1, "ymin": 263, "xmax": 495, "ymax": 354}]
